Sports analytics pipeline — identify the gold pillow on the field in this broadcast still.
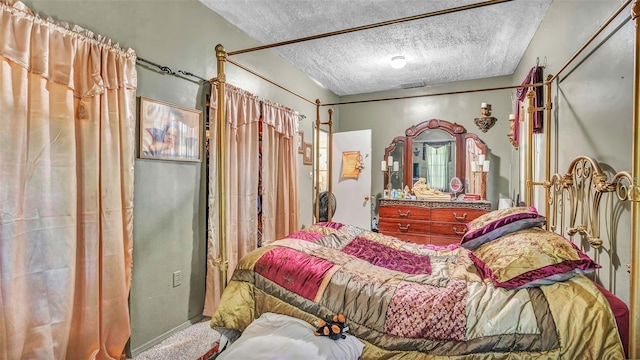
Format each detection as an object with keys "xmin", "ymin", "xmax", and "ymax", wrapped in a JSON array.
[{"xmin": 468, "ymin": 227, "xmax": 599, "ymax": 289}]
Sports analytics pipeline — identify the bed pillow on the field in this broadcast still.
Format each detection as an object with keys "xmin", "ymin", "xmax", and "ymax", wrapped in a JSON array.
[
  {"xmin": 469, "ymin": 227, "xmax": 600, "ymax": 290},
  {"xmin": 461, "ymin": 206, "xmax": 546, "ymax": 250}
]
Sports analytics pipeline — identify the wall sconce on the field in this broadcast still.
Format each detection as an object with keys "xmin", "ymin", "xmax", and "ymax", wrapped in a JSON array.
[{"xmin": 474, "ymin": 102, "xmax": 498, "ymax": 133}]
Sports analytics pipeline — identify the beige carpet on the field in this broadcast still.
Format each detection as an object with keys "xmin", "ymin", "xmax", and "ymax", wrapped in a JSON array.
[{"xmin": 132, "ymin": 318, "xmax": 221, "ymax": 360}]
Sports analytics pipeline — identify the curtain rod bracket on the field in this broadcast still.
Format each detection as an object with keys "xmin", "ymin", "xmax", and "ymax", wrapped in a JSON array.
[{"xmin": 137, "ymin": 56, "xmax": 208, "ymax": 83}]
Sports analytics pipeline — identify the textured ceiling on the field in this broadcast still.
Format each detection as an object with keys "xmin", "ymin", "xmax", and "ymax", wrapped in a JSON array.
[{"xmin": 200, "ymin": 0, "xmax": 552, "ymax": 96}]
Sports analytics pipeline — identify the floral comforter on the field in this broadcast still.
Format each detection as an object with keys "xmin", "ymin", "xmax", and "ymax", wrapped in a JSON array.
[{"xmin": 210, "ymin": 222, "xmax": 624, "ymax": 359}]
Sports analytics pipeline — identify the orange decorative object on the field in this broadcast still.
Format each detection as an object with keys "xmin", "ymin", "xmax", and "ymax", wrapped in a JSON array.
[{"xmin": 341, "ymin": 151, "xmax": 363, "ymax": 179}]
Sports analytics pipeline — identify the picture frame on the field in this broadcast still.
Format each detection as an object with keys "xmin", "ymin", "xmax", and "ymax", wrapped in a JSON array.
[
  {"xmin": 139, "ymin": 97, "xmax": 202, "ymax": 162},
  {"xmin": 303, "ymin": 142, "xmax": 313, "ymax": 165},
  {"xmin": 297, "ymin": 130, "xmax": 304, "ymax": 154},
  {"xmin": 341, "ymin": 151, "xmax": 361, "ymax": 179}
]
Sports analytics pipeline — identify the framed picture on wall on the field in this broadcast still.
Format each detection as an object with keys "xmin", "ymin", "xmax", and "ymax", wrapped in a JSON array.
[
  {"xmin": 297, "ymin": 130, "xmax": 304, "ymax": 154},
  {"xmin": 139, "ymin": 97, "xmax": 202, "ymax": 162},
  {"xmin": 303, "ymin": 142, "xmax": 313, "ymax": 165}
]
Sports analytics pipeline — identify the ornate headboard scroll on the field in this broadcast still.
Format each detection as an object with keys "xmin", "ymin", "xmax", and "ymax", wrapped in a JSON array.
[{"xmin": 546, "ymin": 156, "xmax": 633, "ymax": 285}]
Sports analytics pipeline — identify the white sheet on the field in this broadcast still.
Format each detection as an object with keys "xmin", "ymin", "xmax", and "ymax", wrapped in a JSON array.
[{"xmin": 217, "ymin": 313, "xmax": 364, "ymax": 360}]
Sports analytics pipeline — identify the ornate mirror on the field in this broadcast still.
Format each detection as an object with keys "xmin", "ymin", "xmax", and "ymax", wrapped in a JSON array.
[{"xmin": 383, "ymin": 119, "xmax": 486, "ymax": 195}]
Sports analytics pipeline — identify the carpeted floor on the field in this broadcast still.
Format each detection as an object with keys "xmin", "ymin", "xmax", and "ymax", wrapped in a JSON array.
[{"xmin": 131, "ymin": 318, "xmax": 221, "ymax": 360}]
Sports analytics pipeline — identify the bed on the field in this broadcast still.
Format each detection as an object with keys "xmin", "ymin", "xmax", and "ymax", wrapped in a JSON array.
[
  {"xmin": 208, "ymin": 1, "xmax": 640, "ymax": 358},
  {"xmin": 209, "ymin": 158, "xmax": 629, "ymax": 359},
  {"xmin": 211, "ymin": 225, "xmax": 625, "ymax": 359}
]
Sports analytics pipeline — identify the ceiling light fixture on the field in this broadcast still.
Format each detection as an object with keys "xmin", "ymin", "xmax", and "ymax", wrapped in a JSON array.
[{"xmin": 390, "ymin": 56, "xmax": 406, "ymax": 69}]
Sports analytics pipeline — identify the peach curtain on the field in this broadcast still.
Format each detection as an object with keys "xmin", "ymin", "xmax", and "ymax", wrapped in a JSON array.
[
  {"xmin": 0, "ymin": 1, "xmax": 137, "ymax": 359},
  {"xmin": 204, "ymin": 84, "xmax": 261, "ymax": 315},
  {"xmin": 203, "ymin": 84, "xmax": 300, "ymax": 315},
  {"xmin": 261, "ymin": 100, "xmax": 299, "ymax": 243}
]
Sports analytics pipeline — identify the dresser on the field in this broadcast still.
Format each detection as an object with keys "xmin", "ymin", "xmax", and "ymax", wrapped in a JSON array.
[{"xmin": 378, "ymin": 199, "xmax": 491, "ymax": 245}]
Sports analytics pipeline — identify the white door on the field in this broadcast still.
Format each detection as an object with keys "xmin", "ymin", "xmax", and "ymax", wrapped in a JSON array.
[{"xmin": 330, "ymin": 129, "xmax": 372, "ymax": 229}]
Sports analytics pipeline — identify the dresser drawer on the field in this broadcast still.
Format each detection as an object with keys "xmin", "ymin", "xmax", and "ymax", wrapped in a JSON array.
[
  {"xmin": 378, "ymin": 219, "xmax": 430, "ymax": 235},
  {"xmin": 430, "ymin": 235, "xmax": 461, "ymax": 246},
  {"xmin": 430, "ymin": 208, "xmax": 488, "ymax": 223},
  {"xmin": 430, "ymin": 221, "xmax": 468, "ymax": 237},
  {"xmin": 384, "ymin": 232, "xmax": 430, "ymax": 245},
  {"xmin": 379, "ymin": 205, "xmax": 430, "ymax": 221}
]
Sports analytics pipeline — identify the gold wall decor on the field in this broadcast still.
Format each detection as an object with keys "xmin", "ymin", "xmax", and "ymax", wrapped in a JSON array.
[
  {"xmin": 341, "ymin": 151, "xmax": 363, "ymax": 179},
  {"xmin": 474, "ymin": 102, "xmax": 498, "ymax": 133}
]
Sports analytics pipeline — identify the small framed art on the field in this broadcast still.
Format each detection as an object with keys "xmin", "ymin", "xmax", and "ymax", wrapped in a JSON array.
[
  {"xmin": 297, "ymin": 130, "xmax": 304, "ymax": 154},
  {"xmin": 303, "ymin": 142, "xmax": 313, "ymax": 165},
  {"xmin": 139, "ymin": 97, "xmax": 202, "ymax": 162}
]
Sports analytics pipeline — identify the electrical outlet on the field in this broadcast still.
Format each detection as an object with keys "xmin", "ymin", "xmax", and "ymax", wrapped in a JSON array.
[{"xmin": 173, "ymin": 270, "xmax": 182, "ymax": 287}]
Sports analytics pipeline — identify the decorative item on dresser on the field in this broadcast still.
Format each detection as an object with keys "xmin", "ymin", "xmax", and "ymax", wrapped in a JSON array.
[{"xmin": 378, "ymin": 198, "xmax": 490, "ymax": 245}]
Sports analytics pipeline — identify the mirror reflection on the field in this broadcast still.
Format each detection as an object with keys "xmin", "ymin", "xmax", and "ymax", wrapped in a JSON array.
[
  {"xmin": 389, "ymin": 140, "xmax": 404, "ymax": 190},
  {"xmin": 465, "ymin": 134, "xmax": 487, "ymax": 197},
  {"xmin": 411, "ymin": 129, "xmax": 456, "ymax": 192}
]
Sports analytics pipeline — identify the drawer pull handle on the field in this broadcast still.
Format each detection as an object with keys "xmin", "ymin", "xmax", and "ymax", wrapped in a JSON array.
[
  {"xmin": 397, "ymin": 210, "xmax": 411, "ymax": 217},
  {"xmin": 452, "ymin": 212, "xmax": 467, "ymax": 222},
  {"xmin": 397, "ymin": 224, "xmax": 411, "ymax": 232},
  {"xmin": 453, "ymin": 226, "xmax": 466, "ymax": 235}
]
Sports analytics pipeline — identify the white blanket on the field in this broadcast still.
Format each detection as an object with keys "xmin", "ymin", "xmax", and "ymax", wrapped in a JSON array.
[{"xmin": 217, "ymin": 313, "xmax": 365, "ymax": 360}]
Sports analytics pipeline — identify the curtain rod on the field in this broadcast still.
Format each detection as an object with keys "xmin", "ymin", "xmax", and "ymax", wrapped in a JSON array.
[
  {"xmin": 136, "ymin": 57, "xmax": 208, "ymax": 83},
  {"xmin": 224, "ymin": 58, "xmax": 316, "ymax": 106},
  {"xmin": 321, "ymin": 82, "xmax": 547, "ymax": 107},
  {"xmin": 227, "ymin": 0, "xmax": 513, "ymax": 56}
]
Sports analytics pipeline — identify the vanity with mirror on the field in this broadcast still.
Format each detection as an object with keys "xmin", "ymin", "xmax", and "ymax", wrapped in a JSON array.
[{"xmin": 379, "ymin": 119, "xmax": 491, "ymax": 245}]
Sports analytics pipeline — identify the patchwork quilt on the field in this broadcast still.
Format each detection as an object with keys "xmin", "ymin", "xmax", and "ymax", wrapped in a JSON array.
[{"xmin": 210, "ymin": 222, "xmax": 624, "ymax": 359}]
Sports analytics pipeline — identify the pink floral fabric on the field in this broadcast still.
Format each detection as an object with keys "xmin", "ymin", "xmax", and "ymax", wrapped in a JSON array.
[{"xmin": 385, "ymin": 279, "xmax": 467, "ymax": 340}]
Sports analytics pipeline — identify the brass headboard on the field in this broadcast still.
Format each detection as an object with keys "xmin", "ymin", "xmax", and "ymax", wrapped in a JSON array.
[{"xmin": 546, "ymin": 156, "xmax": 632, "ymax": 288}]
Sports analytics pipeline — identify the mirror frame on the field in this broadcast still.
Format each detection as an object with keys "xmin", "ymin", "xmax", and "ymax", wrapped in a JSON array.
[
  {"xmin": 384, "ymin": 119, "xmax": 486, "ymax": 194},
  {"xmin": 383, "ymin": 135, "xmax": 405, "ymax": 190}
]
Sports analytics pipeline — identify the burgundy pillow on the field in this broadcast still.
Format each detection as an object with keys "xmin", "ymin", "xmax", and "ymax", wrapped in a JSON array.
[{"xmin": 461, "ymin": 207, "xmax": 546, "ymax": 250}]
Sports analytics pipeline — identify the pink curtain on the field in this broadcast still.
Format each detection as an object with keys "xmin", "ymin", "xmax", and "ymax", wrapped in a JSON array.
[
  {"xmin": 204, "ymin": 83, "xmax": 261, "ymax": 315},
  {"xmin": 0, "ymin": 1, "xmax": 137, "ymax": 359},
  {"xmin": 203, "ymin": 84, "xmax": 300, "ymax": 315},
  {"xmin": 261, "ymin": 100, "xmax": 300, "ymax": 243}
]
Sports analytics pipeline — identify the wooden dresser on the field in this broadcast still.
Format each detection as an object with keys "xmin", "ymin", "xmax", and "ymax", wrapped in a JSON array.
[{"xmin": 378, "ymin": 199, "xmax": 491, "ymax": 246}]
